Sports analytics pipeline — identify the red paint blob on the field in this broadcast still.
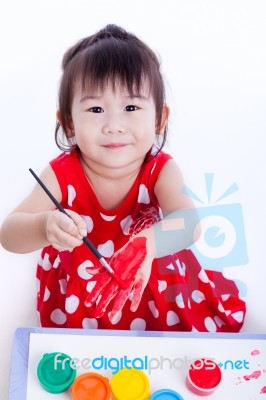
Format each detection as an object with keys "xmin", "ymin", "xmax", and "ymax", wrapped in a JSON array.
[
  {"xmin": 251, "ymin": 349, "xmax": 260, "ymax": 356},
  {"xmin": 260, "ymin": 386, "xmax": 266, "ymax": 394},
  {"xmin": 243, "ymin": 370, "xmax": 261, "ymax": 381},
  {"xmin": 187, "ymin": 359, "xmax": 222, "ymax": 395}
]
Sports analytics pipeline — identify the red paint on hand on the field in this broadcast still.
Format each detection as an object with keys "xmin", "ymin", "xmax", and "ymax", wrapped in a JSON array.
[{"xmin": 85, "ymin": 237, "xmax": 148, "ymax": 319}]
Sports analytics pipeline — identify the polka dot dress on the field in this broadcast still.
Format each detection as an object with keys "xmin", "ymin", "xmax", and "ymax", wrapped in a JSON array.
[{"xmin": 36, "ymin": 149, "xmax": 246, "ymax": 332}]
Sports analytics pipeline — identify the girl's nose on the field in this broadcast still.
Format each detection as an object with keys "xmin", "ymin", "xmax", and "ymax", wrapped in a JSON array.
[{"xmin": 102, "ymin": 114, "xmax": 126, "ymax": 135}]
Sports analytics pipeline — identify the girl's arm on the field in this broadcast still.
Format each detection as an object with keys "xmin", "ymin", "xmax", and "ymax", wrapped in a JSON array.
[{"xmin": 0, "ymin": 166, "xmax": 86, "ymax": 253}]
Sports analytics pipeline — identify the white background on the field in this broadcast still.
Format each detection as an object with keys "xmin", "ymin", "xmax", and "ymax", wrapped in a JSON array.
[{"xmin": 0, "ymin": 0, "xmax": 266, "ymax": 398}]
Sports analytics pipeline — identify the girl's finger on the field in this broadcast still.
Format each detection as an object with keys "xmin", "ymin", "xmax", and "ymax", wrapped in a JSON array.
[
  {"xmin": 93, "ymin": 281, "xmax": 120, "ymax": 318},
  {"xmin": 109, "ymin": 287, "xmax": 132, "ymax": 323},
  {"xmin": 130, "ymin": 278, "xmax": 146, "ymax": 312},
  {"xmin": 64, "ymin": 209, "xmax": 87, "ymax": 237}
]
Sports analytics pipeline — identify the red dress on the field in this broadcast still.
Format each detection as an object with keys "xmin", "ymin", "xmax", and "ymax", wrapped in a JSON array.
[{"xmin": 36, "ymin": 149, "xmax": 245, "ymax": 331}]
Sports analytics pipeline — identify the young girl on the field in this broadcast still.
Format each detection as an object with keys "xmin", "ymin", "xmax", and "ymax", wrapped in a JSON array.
[{"xmin": 0, "ymin": 24, "xmax": 245, "ymax": 332}]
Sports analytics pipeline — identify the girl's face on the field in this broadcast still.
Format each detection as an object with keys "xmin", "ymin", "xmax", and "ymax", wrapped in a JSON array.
[{"xmin": 68, "ymin": 81, "xmax": 166, "ymax": 174}]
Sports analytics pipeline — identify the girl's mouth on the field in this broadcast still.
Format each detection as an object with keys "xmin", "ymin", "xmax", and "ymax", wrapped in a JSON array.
[{"xmin": 103, "ymin": 143, "xmax": 128, "ymax": 149}]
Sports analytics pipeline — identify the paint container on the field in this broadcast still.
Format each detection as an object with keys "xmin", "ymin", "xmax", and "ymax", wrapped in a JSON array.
[
  {"xmin": 186, "ymin": 358, "xmax": 222, "ymax": 396},
  {"xmin": 71, "ymin": 372, "xmax": 111, "ymax": 400},
  {"xmin": 150, "ymin": 388, "xmax": 184, "ymax": 399},
  {"xmin": 110, "ymin": 368, "xmax": 150, "ymax": 400},
  {"xmin": 37, "ymin": 352, "xmax": 76, "ymax": 393}
]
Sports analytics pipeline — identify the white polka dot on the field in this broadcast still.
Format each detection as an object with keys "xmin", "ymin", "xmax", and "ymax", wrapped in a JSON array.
[
  {"xmin": 210, "ymin": 280, "xmax": 215, "ymax": 288},
  {"xmin": 137, "ymin": 184, "xmax": 150, "ymax": 204},
  {"xmin": 231, "ymin": 311, "xmax": 244, "ymax": 323},
  {"xmin": 176, "ymin": 259, "xmax": 186, "ymax": 276},
  {"xmin": 166, "ymin": 310, "xmax": 180, "ymax": 326},
  {"xmin": 40, "ymin": 253, "xmax": 52, "ymax": 271},
  {"xmin": 53, "ymin": 255, "xmax": 60, "ymax": 268},
  {"xmin": 36, "ymin": 311, "xmax": 41, "ymax": 325},
  {"xmin": 225, "ymin": 310, "xmax": 231, "ymax": 316},
  {"xmin": 191, "ymin": 326, "xmax": 199, "ymax": 332},
  {"xmin": 214, "ymin": 315, "xmax": 225, "ymax": 327},
  {"xmin": 43, "ymin": 287, "xmax": 50, "ymax": 302},
  {"xmin": 158, "ymin": 280, "xmax": 167, "ymax": 293},
  {"xmin": 166, "ymin": 263, "xmax": 175, "ymax": 271},
  {"xmin": 221, "ymin": 294, "xmax": 230, "ymax": 301},
  {"xmin": 175, "ymin": 293, "xmax": 185, "ymax": 308},
  {"xmin": 86, "ymin": 281, "xmax": 97, "ymax": 293},
  {"xmin": 77, "ymin": 260, "xmax": 95, "ymax": 279},
  {"xmin": 82, "ymin": 318, "xmax": 98, "ymax": 329},
  {"xmin": 120, "ymin": 215, "xmax": 133, "ymax": 235},
  {"xmin": 50, "ymin": 309, "xmax": 67, "ymax": 325},
  {"xmin": 67, "ymin": 185, "xmax": 76, "ymax": 206},
  {"xmin": 130, "ymin": 318, "xmax": 146, "ymax": 330},
  {"xmin": 81, "ymin": 215, "xmax": 94, "ymax": 233},
  {"xmin": 198, "ymin": 269, "xmax": 209, "ymax": 283},
  {"xmin": 204, "ymin": 317, "xmax": 217, "ymax": 332},
  {"xmin": 191, "ymin": 290, "xmax": 206, "ymax": 304},
  {"xmin": 36, "ymin": 278, "xmax": 40, "ymax": 293},
  {"xmin": 100, "ymin": 213, "xmax": 116, "ymax": 221},
  {"xmin": 65, "ymin": 295, "xmax": 79, "ymax": 314},
  {"xmin": 217, "ymin": 302, "xmax": 225, "ymax": 313},
  {"xmin": 98, "ymin": 240, "xmax": 114, "ymax": 257},
  {"xmin": 59, "ymin": 279, "xmax": 67, "ymax": 294},
  {"xmin": 109, "ymin": 310, "xmax": 123, "ymax": 325},
  {"xmin": 148, "ymin": 301, "xmax": 159, "ymax": 318},
  {"xmin": 187, "ymin": 299, "xmax": 191, "ymax": 309}
]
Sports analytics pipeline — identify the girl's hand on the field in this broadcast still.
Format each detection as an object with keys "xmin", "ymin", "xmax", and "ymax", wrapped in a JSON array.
[
  {"xmin": 85, "ymin": 236, "xmax": 154, "ymax": 323},
  {"xmin": 45, "ymin": 209, "xmax": 87, "ymax": 251}
]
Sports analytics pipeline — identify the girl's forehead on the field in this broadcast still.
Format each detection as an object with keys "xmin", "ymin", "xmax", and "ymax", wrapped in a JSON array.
[{"xmin": 75, "ymin": 77, "xmax": 151, "ymax": 98}]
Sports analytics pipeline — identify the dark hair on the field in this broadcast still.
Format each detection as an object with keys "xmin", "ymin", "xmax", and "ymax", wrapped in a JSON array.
[{"xmin": 55, "ymin": 24, "xmax": 168, "ymax": 154}]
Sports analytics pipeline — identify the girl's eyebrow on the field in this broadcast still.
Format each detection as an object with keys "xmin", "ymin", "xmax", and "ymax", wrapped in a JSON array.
[
  {"xmin": 80, "ymin": 95, "xmax": 101, "ymax": 102},
  {"xmin": 80, "ymin": 94, "xmax": 149, "ymax": 103},
  {"xmin": 125, "ymin": 94, "xmax": 149, "ymax": 100}
]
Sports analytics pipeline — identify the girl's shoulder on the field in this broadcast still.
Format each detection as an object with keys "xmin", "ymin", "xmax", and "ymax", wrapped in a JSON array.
[
  {"xmin": 141, "ymin": 148, "xmax": 173, "ymax": 183},
  {"xmin": 50, "ymin": 149, "xmax": 79, "ymax": 168},
  {"xmin": 49, "ymin": 150, "xmax": 88, "ymax": 207}
]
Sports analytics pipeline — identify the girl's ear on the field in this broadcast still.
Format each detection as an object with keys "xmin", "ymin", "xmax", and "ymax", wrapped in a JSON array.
[
  {"xmin": 156, "ymin": 105, "xmax": 170, "ymax": 134},
  {"xmin": 56, "ymin": 111, "xmax": 75, "ymax": 137}
]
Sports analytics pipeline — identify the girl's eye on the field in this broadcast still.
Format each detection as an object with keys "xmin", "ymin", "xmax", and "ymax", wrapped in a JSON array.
[
  {"xmin": 125, "ymin": 105, "xmax": 139, "ymax": 112},
  {"xmin": 89, "ymin": 107, "xmax": 104, "ymax": 113}
]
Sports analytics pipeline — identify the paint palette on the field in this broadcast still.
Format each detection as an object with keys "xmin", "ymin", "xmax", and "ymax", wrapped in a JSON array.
[{"xmin": 9, "ymin": 328, "xmax": 266, "ymax": 400}]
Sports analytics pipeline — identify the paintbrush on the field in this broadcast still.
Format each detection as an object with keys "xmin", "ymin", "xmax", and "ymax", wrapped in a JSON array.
[{"xmin": 29, "ymin": 168, "xmax": 116, "ymax": 277}]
